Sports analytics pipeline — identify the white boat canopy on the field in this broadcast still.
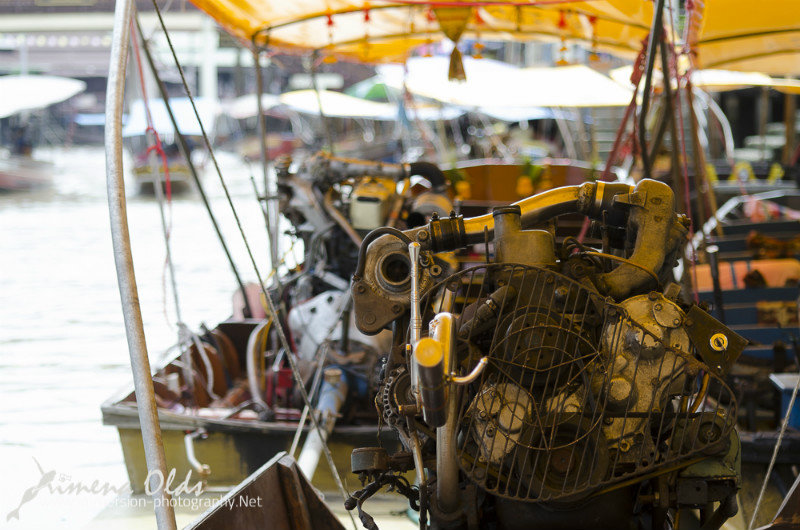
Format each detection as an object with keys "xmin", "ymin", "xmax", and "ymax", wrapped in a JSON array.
[
  {"xmin": 609, "ymin": 65, "xmax": 800, "ymax": 94},
  {"xmin": 279, "ymin": 89, "xmax": 464, "ymax": 121},
  {"xmin": 225, "ymin": 93, "xmax": 282, "ymax": 120},
  {"xmin": 0, "ymin": 75, "xmax": 86, "ymax": 118},
  {"xmin": 378, "ymin": 57, "xmax": 632, "ymax": 108},
  {"xmin": 122, "ymin": 98, "xmax": 221, "ymax": 138}
]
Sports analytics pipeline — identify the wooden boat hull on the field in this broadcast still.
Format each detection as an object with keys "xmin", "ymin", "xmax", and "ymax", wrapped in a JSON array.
[
  {"xmin": 102, "ymin": 321, "xmax": 398, "ymax": 493},
  {"xmin": 186, "ymin": 452, "xmax": 345, "ymax": 530},
  {"xmin": 0, "ymin": 156, "xmax": 52, "ymax": 191}
]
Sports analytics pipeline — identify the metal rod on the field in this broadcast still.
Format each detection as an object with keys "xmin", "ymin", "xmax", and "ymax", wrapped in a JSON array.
[
  {"xmin": 135, "ymin": 17, "xmax": 253, "ymax": 318},
  {"xmin": 657, "ymin": 36, "xmax": 686, "ymax": 214},
  {"xmin": 105, "ymin": 1, "xmax": 177, "ymax": 528},
  {"xmin": 706, "ymin": 245, "xmax": 725, "ymax": 324},
  {"xmin": 450, "ymin": 357, "xmax": 488, "ymax": 385},
  {"xmin": 638, "ymin": 0, "xmax": 666, "ymax": 179},
  {"xmin": 253, "ymin": 49, "xmax": 280, "ymax": 278},
  {"xmin": 409, "ymin": 241, "xmax": 422, "ymax": 402},
  {"xmin": 310, "ymin": 51, "xmax": 335, "ymax": 154}
]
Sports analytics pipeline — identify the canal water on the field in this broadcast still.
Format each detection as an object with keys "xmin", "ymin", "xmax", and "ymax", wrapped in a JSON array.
[{"xmin": 0, "ymin": 146, "xmax": 272, "ymax": 528}]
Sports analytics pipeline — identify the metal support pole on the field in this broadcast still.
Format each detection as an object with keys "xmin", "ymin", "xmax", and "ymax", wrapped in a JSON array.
[
  {"xmin": 409, "ymin": 241, "xmax": 421, "ymax": 403},
  {"xmin": 310, "ymin": 50, "xmax": 335, "ymax": 154},
  {"xmin": 253, "ymin": 48, "xmax": 280, "ymax": 278},
  {"xmin": 783, "ymin": 89, "xmax": 797, "ymax": 167},
  {"xmin": 135, "ymin": 18, "xmax": 252, "ymax": 318},
  {"xmin": 105, "ymin": 1, "xmax": 177, "ymax": 528},
  {"xmin": 638, "ymin": 0, "xmax": 666, "ymax": 180},
  {"xmin": 297, "ymin": 367, "xmax": 348, "ymax": 480}
]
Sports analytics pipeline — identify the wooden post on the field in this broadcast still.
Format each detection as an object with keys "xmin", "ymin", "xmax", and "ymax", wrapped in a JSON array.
[{"xmin": 783, "ymin": 89, "xmax": 797, "ymax": 166}]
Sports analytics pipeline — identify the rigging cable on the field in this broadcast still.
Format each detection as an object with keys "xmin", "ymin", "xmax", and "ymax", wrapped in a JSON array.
[{"xmin": 148, "ymin": 4, "xmax": 356, "ymax": 526}]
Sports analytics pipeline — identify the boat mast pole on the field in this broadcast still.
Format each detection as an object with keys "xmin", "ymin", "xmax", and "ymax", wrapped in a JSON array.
[{"xmin": 105, "ymin": 1, "xmax": 177, "ymax": 529}]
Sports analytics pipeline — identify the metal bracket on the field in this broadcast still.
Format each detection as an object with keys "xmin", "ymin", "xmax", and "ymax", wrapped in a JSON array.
[{"xmin": 685, "ymin": 305, "xmax": 748, "ymax": 376}]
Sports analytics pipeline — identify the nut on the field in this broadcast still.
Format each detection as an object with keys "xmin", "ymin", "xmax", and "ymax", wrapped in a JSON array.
[{"xmin": 710, "ymin": 333, "xmax": 728, "ymax": 352}]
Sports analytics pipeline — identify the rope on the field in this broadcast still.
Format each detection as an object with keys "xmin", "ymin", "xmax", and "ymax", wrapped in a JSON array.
[
  {"xmin": 134, "ymin": 16, "xmax": 254, "ymax": 319},
  {"xmin": 130, "ymin": 19, "xmax": 186, "ymax": 325},
  {"xmin": 149, "ymin": 4, "xmax": 356, "ymax": 526}
]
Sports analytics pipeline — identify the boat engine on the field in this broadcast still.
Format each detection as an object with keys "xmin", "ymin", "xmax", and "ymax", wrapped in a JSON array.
[{"xmin": 348, "ymin": 178, "xmax": 747, "ymax": 530}]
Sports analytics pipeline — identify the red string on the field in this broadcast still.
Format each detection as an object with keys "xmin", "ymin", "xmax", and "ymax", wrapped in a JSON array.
[{"xmin": 130, "ymin": 19, "xmax": 173, "ymax": 202}]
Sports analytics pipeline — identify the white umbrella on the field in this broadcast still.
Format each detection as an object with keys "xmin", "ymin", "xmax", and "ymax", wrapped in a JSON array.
[{"xmin": 0, "ymin": 75, "xmax": 86, "ymax": 118}]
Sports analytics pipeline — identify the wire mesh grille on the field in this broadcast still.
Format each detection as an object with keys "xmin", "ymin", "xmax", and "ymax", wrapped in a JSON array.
[{"xmin": 420, "ymin": 263, "xmax": 737, "ymax": 503}]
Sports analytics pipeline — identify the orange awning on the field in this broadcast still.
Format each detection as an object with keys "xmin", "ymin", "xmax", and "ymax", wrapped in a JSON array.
[
  {"xmin": 686, "ymin": 0, "xmax": 800, "ymax": 76},
  {"xmin": 187, "ymin": 0, "xmax": 654, "ymax": 63}
]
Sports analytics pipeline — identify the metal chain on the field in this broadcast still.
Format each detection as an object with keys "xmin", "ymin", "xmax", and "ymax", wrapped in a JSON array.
[{"xmin": 147, "ymin": 4, "xmax": 356, "ymax": 526}]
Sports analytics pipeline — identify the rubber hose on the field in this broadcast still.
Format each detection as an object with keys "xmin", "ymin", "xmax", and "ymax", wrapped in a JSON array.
[{"xmin": 408, "ymin": 161, "xmax": 447, "ymax": 190}]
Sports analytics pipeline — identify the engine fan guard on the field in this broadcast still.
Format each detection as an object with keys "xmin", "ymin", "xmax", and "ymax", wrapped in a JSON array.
[{"xmin": 418, "ymin": 263, "xmax": 738, "ymax": 504}]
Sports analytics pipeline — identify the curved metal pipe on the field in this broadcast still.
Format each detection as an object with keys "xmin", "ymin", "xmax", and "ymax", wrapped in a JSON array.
[
  {"xmin": 106, "ymin": 2, "xmax": 177, "ymax": 528},
  {"xmin": 449, "ymin": 357, "xmax": 488, "ymax": 385},
  {"xmin": 423, "ymin": 181, "xmax": 632, "ymax": 252},
  {"xmin": 461, "ymin": 185, "xmax": 581, "ymax": 245}
]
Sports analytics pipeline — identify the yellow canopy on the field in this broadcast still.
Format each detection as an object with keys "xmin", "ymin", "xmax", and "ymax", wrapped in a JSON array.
[
  {"xmin": 188, "ymin": 0, "xmax": 653, "ymax": 62},
  {"xmin": 686, "ymin": 0, "xmax": 800, "ymax": 76}
]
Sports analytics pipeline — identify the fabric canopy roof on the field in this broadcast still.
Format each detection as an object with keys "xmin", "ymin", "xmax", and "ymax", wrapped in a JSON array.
[
  {"xmin": 279, "ymin": 89, "xmax": 464, "ymax": 120},
  {"xmin": 188, "ymin": 0, "xmax": 653, "ymax": 63},
  {"xmin": 0, "ymin": 75, "xmax": 86, "ymax": 119},
  {"xmin": 122, "ymin": 98, "xmax": 221, "ymax": 137},
  {"xmin": 379, "ymin": 57, "xmax": 632, "ymax": 107},
  {"xmin": 686, "ymin": 0, "xmax": 800, "ymax": 76},
  {"xmin": 610, "ymin": 65, "xmax": 800, "ymax": 94}
]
